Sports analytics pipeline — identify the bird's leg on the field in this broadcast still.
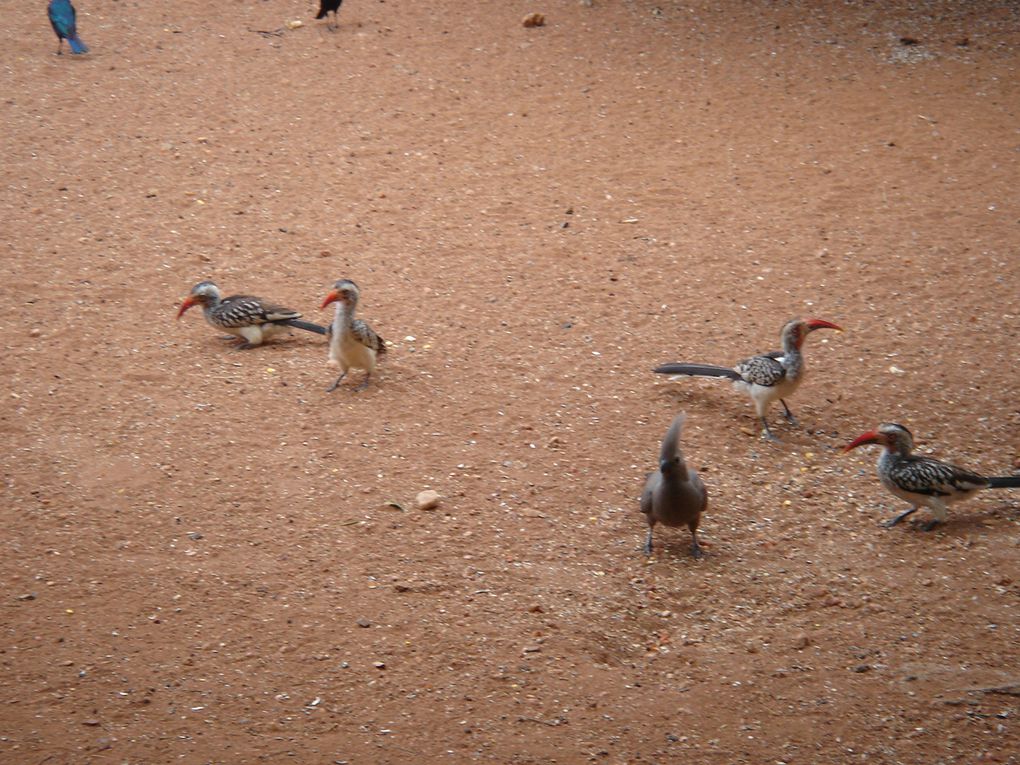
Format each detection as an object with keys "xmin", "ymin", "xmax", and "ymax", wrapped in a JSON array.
[
  {"xmin": 642, "ymin": 527, "xmax": 654, "ymax": 556},
  {"xmin": 919, "ymin": 501, "xmax": 948, "ymax": 532},
  {"xmin": 354, "ymin": 372, "xmax": 372, "ymax": 392},
  {"xmin": 689, "ymin": 531, "xmax": 704, "ymax": 559},
  {"xmin": 327, "ymin": 372, "xmax": 348, "ymax": 392},
  {"xmin": 882, "ymin": 506, "xmax": 918, "ymax": 528},
  {"xmin": 761, "ymin": 418, "xmax": 780, "ymax": 442},
  {"xmin": 780, "ymin": 399, "xmax": 799, "ymax": 426},
  {"xmin": 233, "ymin": 341, "xmax": 254, "ymax": 350}
]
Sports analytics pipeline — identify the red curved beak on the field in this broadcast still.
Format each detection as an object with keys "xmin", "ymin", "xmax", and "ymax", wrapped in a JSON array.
[
  {"xmin": 844, "ymin": 430, "xmax": 881, "ymax": 453},
  {"xmin": 806, "ymin": 318, "xmax": 843, "ymax": 332},
  {"xmin": 320, "ymin": 290, "xmax": 340, "ymax": 310},
  {"xmin": 176, "ymin": 295, "xmax": 197, "ymax": 319}
]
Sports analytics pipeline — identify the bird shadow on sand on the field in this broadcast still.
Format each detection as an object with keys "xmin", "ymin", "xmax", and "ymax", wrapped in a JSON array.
[
  {"xmin": 653, "ymin": 386, "xmax": 826, "ymax": 448},
  {"xmin": 640, "ymin": 536, "xmax": 715, "ymax": 561},
  {"xmin": 882, "ymin": 504, "xmax": 1019, "ymax": 535}
]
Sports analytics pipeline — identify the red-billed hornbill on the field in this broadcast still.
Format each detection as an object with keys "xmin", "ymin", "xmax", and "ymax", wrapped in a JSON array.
[
  {"xmin": 320, "ymin": 279, "xmax": 387, "ymax": 392},
  {"xmin": 844, "ymin": 422, "xmax": 1020, "ymax": 531},
  {"xmin": 640, "ymin": 413, "xmax": 708, "ymax": 558},
  {"xmin": 176, "ymin": 281, "xmax": 325, "ymax": 349},
  {"xmin": 653, "ymin": 317, "xmax": 842, "ymax": 441}
]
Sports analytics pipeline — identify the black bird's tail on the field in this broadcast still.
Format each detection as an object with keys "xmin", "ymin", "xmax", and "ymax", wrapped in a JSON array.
[
  {"xmin": 279, "ymin": 318, "xmax": 327, "ymax": 335},
  {"xmin": 988, "ymin": 476, "xmax": 1020, "ymax": 489},
  {"xmin": 653, "ymin": 363, "xmax": 741, "ymax": 381},
  {"xmin": 315, "ymin": 9, "xmax": 327, "ymax": 18}
]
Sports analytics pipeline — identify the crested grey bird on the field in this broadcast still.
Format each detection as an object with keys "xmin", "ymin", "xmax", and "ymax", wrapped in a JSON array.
[
  {"xmin": 320, "ymin": 279, "xmax": 387, "ymax": 392},
  {"xmin": 640, "ymin": 414, "xmax": 708, "ymax": 557},
  {"xmin": 844, "ymin": 422, "xmax": 1020, "ymax": 531},
  {"xmin": 176, "ymin": 280, "xmax": 326, "ymax": 349},
  {"xmin": 653, "ymin": 317, "xmax": 842, "ymax": 441}
]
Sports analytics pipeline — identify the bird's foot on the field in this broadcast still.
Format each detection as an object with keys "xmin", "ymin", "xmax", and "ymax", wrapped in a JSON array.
[
  {"xmin": 326, "ymin": 372, "xmax": 347, "ymax": 393},
  {"xmin": 690, "ymin": 542, "xmax": 704, "ymax": 559},
  {"xmin": 760, "ymin": 418, "xmax": 780, "ymax": 442},
  {"xmin": 882, "ymin": 507, "xmax": 917, "ymax": 528},
  {"xmin": 780, "ymin": 400, "xmax": 799, "ymax": 426},
  {"xmin": 919, "ymin": 519, "xmax": 941, "ymax": 532},
  {"xmin": 354, "ymin": 375, "xmax": 372, "ymax": 392},
  {"xmin": 234, "ymin": 341, "xmax": 255, "ymax": 350}
]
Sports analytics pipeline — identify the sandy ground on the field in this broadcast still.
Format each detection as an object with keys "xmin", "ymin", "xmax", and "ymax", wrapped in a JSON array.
[{"xmin": 2, "ymin": 1, "xmax": 1020, "ymax": 762}]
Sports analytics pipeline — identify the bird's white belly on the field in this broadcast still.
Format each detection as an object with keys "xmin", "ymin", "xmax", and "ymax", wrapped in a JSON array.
[{"xmin": 330, "ymin": 333, "xmax": 376, "ymax": 372}]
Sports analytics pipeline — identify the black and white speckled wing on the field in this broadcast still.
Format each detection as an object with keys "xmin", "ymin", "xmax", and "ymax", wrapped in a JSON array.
[
  {"xmin": 352, "ymin": 318, "xmax": 387, "ymax": 354},
  {"xmin": 887, "ymin": 455, "xmax": 990, "ymax": 497},
  {"xmin": 212, "ymin": 295, "xmax": 302, "ymax": 328},
  {"xmin": 733, "ymin": 354, "xmax": 787, "ymax": 387}
]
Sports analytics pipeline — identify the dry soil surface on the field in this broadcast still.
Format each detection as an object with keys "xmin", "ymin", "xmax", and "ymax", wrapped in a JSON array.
[{"xmin": 3, "ymin": 1, "xmax": 1020, "ymax": 763}]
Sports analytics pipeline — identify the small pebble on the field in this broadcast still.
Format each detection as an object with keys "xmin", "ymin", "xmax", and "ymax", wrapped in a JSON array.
[{"xmin": 415, "ymin": 490, "xmax": 442, "ymax": 511}]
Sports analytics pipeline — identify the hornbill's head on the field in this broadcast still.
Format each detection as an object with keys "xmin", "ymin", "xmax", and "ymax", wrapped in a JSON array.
[
  {"xmin": 321, "ymin": 279, "xmax": 361, "ymax": 310},
  {"xmin": 783, "ymin": 317, "xmax": 843, "ymax": 349},
  {"xmin": 176, "ymin": 280, "xmax": 221, "ymax": 318},
  {"xmin": 844, "ymin": 422, "xmax": 915, "ymax": 455}
]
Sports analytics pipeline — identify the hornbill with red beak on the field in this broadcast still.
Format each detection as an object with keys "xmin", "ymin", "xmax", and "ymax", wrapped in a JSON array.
[
  {"xmin": 844, "ymin": 422, "xmax": 1020, "ymax": 530},
  {"xmin": 653, "ymin": 317, "xmax": 842, "ymax": 441},
  {"xmin": 321, "ymin": 279, "xmax": 387, "ymax": 392},
  {"xmin": 176, "ymin": 281, "xmax": 325, "ymax": 349}
]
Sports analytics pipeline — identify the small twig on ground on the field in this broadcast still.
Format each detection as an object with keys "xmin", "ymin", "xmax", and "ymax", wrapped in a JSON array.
[
  {"xmin": 965, "ymin": 684, "xmax": 1020, "ymax": 697},
  {"xmin": 517, "ymin": 716, "xmax": 566, "ymax": 727}
]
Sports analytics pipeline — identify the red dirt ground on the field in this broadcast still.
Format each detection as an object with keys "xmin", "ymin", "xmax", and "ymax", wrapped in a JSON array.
[{"xmin": 3, "ymin": 1, "xmax": 1019, "ymax": 763}]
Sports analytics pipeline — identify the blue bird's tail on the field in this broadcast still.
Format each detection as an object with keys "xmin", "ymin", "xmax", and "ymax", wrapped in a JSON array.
[{"xmin": 68, "ymin": 35, "xmax": 88, "ymax": 54}]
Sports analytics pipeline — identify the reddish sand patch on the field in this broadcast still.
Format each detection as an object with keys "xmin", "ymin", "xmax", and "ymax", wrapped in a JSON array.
[{"xmin": 2, "ymin": 1, "xmax": 1018, "ymax": 762}]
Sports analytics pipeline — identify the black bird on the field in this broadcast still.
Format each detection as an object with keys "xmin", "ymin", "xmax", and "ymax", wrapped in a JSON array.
[{"xmin": 316, "ymin": 0, "xmax": 344, "ymax": 31}]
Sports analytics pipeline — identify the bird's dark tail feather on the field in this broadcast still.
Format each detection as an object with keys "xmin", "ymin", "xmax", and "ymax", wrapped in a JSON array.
[
  {"xmin": 280, "ymin": 319, "xmax": 327, "ymax": 335},
  {"xmin": 68, "ymin": 36, "xmax": 88, "ymax": 54},
  {"xmin": 988, "ymin": 476, "xmax": 1020, "ymax": 489},
  {"xmin": 315, "ymin": 10, "xmax": 327, "ymax": 18},
  {"xmin": 653, "ymin": 363, "xmax": 741, "ymax": 381}
]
